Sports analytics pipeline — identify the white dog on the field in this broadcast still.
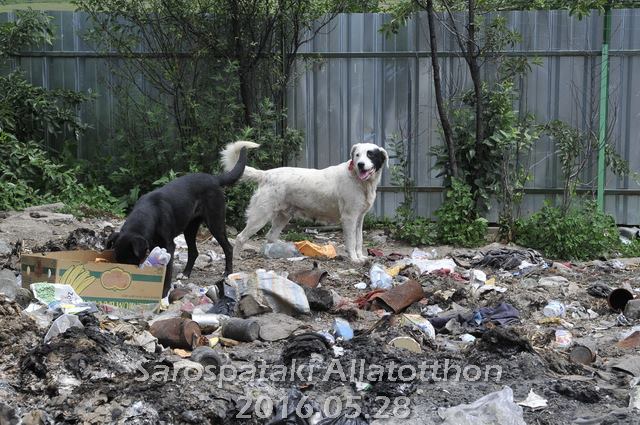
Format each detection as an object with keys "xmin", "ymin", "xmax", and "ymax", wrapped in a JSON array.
[{"xmin": 220, "ymin": 141, "xmax": 388, "ymax": 263}]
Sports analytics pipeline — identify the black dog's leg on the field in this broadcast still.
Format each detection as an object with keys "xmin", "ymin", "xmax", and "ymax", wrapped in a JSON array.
[
  {"xmin": 161, "ymin": 240, "xmax": 176, "ymax": 298},
  {"xmin": 182, "ymin": 219, "xmax": 201, "ymax": 278},
  {"xmin": 162, "ymin": 258, "xmax": 173, "ymax": 298},
  {"xmin": 207, "ymin": 218, "xmax": 234, "ymax": 276}
]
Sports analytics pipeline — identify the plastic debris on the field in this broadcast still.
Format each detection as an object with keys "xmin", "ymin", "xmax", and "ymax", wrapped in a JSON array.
[
  {"xmin": 555, "ymin": 329, "xmax": 573, "ymax": 349},
  {"xmin": 471, "ymin": 248, "xmax": 544, "ymax": 271},
  {"xmin": 411, "ymin": 248, "xmax": 437, "ymax": 260},
  {"xmin": 460, "ymin": 333, "xmax": 476, "ymax": 343},
  {"xmin": 44, "ymin": 313, "xmax": 84, "ymax": 343},
  {"xmin": 369, "ymin": 263, "xmax": 393, "ymax": 289},
  {"xmin": 438, "ymin": 386, "xmax": 526, "ymax": 425},
  {"xmin": 518, "ymin": 389, "xmax": 548, "ymax": 410},
  {"xmin": 422, "ymin": 304, "xmax": 444, "ymax": 317},
  {"xmin": 294, "ymin": 240, "xmax": 337, "ymax": 258},
  {"xmin": 389, "ymin": 336, "xmax": 422, "ymax": 353},
  {"xmin": 225, "ymin": 270, "xmax": 310, "ymax": 315},
  {"xmin": 333, "ymin": 318, "xmax": 353, "ymax": 341},
  {"xmin": 543, "ymin": 300, "xmax": 566, "ymax": 318},
  {"xmin": 411, "ymin": 258, "xmax": 457, "ymax": 275},
  {"xmin": 31, "ymin": 283, "xmax": 83, "ymax": 307},
  {"xmin": 354, "ymin": 282, "xmax": 367, "ymax": 290},
  {"xmin": 141, "ymin": 246, "xmax": 171, "ymax": 268},
  {"xmin": 400, "ymin": 313, "xmax": 436, "ymax": 340},
  {"xmin": 263, "ymin": 241, "xmax": 302, "ymax": 259}
]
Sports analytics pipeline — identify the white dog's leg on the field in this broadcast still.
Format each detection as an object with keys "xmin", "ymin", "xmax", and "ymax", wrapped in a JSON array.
[
  {"xmin": 234, "ymin": 202, "xmax": 272, "ymax": 258},
  {"xmin": 266, "ymin": 212, "xmax": 291, "ymax": 243},
  {"xmin": 342, "ymin": 214, "xmax": 364, "ymax": 264},
  {"xmin": 355, "ymin": 212, "xmax": 367, "ymax": 261}
]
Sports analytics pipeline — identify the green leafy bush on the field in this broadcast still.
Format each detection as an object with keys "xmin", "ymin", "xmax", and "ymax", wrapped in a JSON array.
[
  {"xmin": 394, "ymin": 216, "xmax": 437, "ymax": 246},
  {"xmin": 435, "ymin": 178, "xmax": 488, "ymax": 247},
  {"xmin": 0, "ymin": 132, "xmax": 123, "ymax": 216},
  {"xmin": 514, "ymin": 201, "xmax": 619, "ymax": 260}
]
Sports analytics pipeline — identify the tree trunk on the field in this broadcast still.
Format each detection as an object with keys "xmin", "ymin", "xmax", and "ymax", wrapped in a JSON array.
[
  {"xmin": 467, "ymin": 1, "xmax": 482, "ymax": 154},
  {"xmin": 426, "ymin": 0, "xmax": 458, "ymax": 179},
  {"xmin": 230, "ymin": 1, "xmax": 253, "ymax": 125}
]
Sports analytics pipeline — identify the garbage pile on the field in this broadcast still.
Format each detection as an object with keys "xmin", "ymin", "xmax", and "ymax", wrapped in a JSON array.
[{"xmin": 0, "ymin": 222, "xmax": 640, "ymax": 424}]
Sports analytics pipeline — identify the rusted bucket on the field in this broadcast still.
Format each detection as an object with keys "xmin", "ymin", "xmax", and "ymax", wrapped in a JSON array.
[{"xmin": 149, "ymin": 318, "xmax": 201, "ymax": 350}]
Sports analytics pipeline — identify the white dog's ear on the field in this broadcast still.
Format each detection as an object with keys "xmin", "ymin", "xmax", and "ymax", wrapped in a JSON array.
[
  {"xmin": 350, "ymin": 144, "xmax": 358, "ymax": 161},
  {"xmin": 379, "ymin": 147, "xmax": 389, "ymax": 168}
]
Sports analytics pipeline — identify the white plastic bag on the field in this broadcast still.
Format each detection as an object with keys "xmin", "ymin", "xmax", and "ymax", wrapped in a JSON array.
[
  {"xmin": 369, "ymin": 263, "xmax": 393, "ymax": 289},
  {"xmin": 44, "ymin": 314, "xmax": 84, "ymax": 343},
  {"xmin": 439, "ymin": 386, "xmax": 526, "ymax": 425}
]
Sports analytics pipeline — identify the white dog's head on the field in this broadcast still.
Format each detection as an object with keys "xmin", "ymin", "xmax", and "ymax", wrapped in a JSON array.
[{"xmin": 349, "ymin": 143, "xmax": 389, "ymax": 181}]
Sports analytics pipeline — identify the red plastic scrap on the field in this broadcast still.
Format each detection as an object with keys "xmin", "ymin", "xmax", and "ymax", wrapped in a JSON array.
[
  {"xmin": 433, "ymin": 268, "xmax": 467, "ymax": 282},
  {"xmin": 367, "ymin": 248, "xmax": 385, "ymax": 257},
  {"xmin": 354, "ymin": 289, "xmax": 387, "ymax": 309}
]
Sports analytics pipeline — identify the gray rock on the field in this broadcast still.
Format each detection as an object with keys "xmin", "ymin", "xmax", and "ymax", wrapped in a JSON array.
[
  {"xmin": 24, "ymin": 202, "xmax": 66, "ymax": 212},
  {"xmin": 0, "ymin": 269, "xmax": 18, "ymax": 300},
  {"xmin": 624, "ymin": 299, "xmax": 640, "ymax": 320},
  {"xmin": 538, "ymin": 276, "xmax": 569, "ymax": 287},
  {"xmin": 0, "ymin": 240, "xmax": 10, "ymax": 256},
  {"xmin": 304, "ymin": 287, "xmax": 333, "ymax": 312},
  {"xmin": 254, "ymin": 313, "xmax": 304, "ymax": 341}
]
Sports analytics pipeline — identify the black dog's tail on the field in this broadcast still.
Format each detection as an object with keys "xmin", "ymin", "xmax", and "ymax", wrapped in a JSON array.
[{"xmin": 218, "ymin": 147, "xmax": 249, "ymax": 187}]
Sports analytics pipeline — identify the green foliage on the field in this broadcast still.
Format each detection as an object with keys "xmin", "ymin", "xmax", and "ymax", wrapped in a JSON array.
[
  {"xmin": 544, "ymin": 120, "xmax": 636, "ymax": 211},
  {"xmin": 224, "ymin": 100, "xmax": 304, "ymax": 230},
  {"xmin": 618, "ymin": 239, "xmax": 640, "ymax": 258},
  {"xmin": 394, "ymin": 216, "xmax": 438, "ymax": 246},
  {"xmin": 0, "ymin": 71, "xmax": 90, "ymax": 148},
  {"xmin": 0, "ymin": 8, "xmax": 53, "ymax": 56},
  {"xmin": 0, "ymin": 132, "xmax": 123, "ymax": 216},
  {"xmin": 514, "ymin": 201, "xmax": 620, "ymax": 260},
  {"xmin": 435, "ymin": 178, "xmax": 488, "ymax": 247},
  {"xmin": 431, "ymin": 82, "xmax": 539, "ymax": 215},
  {"xmin": 0, "ymin": 10, "xmax": 121, "ymax": 217},
  {"xmin": 282, "ymin": 230, "xmax": 308, "ymax": 242},
  {"xmin": 363, "ymin": 213, "xmax": 393, "ymax": 231}
]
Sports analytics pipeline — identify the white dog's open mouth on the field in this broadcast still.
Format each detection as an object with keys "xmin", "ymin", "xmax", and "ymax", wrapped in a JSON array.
[{"xmin": 358, "ymin": 168, "xmax": 375, "ymax": 181}]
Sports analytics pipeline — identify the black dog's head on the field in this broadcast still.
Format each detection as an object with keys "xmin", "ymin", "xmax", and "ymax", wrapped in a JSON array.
[{"xmin": 106, "ymin": 231, "xmax": 149, "ymax": 265}]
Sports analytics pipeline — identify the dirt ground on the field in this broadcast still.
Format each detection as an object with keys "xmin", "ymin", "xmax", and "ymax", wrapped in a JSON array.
[{"xmin": 1, "ymin": 205, "xmax": 640, "ymax": 424}]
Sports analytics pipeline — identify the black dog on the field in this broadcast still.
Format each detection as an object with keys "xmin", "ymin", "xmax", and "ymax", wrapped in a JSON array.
[{"xmin": 107, "ymin": 147, "xmax": 249, "ymax": 297}]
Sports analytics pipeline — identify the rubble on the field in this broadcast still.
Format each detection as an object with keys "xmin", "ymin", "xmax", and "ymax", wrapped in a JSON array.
[{"xmin": 1, "ymin": 212, "xmax": 640, "ymax": 423}]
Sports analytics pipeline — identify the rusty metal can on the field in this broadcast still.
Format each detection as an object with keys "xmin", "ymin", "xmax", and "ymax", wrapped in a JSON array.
[
  {"xmin": 149, "ymin": 318, "xmax": 201, "ymax": 350},
  {"xmin": 608, "ymin": 288, "xmax": 634, "ymax": 311},
  {"xmin": 569, "ymin": 341, "xmax": 597, "ymax": 365},
  {"xmin": 221, "ymin": 318, "xmax": 261, "ymax": 342}
]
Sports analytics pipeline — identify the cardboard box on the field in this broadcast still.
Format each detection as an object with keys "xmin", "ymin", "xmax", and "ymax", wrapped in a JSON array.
[{"xmin": 21, "ymin": 250, "xmax": 166, "ymax": 307}]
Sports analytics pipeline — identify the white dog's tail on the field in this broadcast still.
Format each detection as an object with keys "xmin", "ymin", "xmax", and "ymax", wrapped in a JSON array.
[{"xmin": 220, "ymin": 141, "xmax": 262, "ymax": 182}]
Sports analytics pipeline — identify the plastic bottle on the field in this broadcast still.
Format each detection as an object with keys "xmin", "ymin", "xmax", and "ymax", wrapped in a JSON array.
[
  {"xmin": 543, "ymin": 300, "xmax": 566, "ymax": 318},
  {"xmin": 263, "ymin": 242, "xmax": 301, "ymax": 259},
  {"xmin": 141, "ymin": 247, "xmax": 171, "ymax": 268}
]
